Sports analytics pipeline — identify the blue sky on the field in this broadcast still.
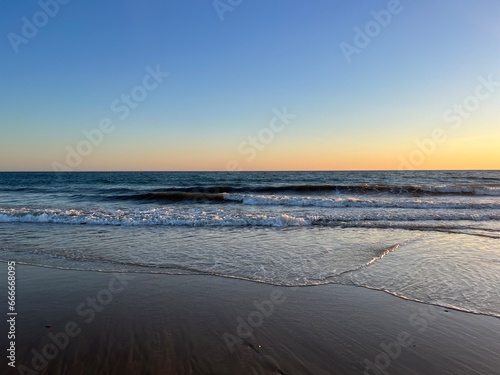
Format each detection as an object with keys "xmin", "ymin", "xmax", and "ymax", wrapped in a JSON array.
[{"xmin": 1, "ymin": 0, "xmax": 499, "ymax": 170}]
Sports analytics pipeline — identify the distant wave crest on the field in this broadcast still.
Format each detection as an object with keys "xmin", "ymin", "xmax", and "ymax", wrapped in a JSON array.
[
  {"xmin": 116, "ymin": 191, "xmax": 226, "ymax": 202},
  {"xmin": 112, "ymin": 184, "xmax": 500, "ymax": 200}
]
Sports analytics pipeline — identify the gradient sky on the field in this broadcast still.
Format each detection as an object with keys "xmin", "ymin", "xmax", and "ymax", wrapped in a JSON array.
[{"xmin": 1, "ymin": 0, "xmax": 499, "ymax": 171}]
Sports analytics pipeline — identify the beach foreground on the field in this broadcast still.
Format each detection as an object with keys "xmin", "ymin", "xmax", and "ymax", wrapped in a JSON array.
[{"xmin": 1, "ymin": 264, "xmax": 499, "ymax": 375}]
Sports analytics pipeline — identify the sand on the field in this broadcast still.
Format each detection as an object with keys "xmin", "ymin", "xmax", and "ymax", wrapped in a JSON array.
[{"xmin": 1, "ymin": 264, "xmax": 499, "ymax": 375}]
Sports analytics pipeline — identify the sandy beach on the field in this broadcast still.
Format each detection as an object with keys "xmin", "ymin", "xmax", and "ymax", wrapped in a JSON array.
[{"xmin": 1, "ymin": 264, "xmax": 499, "ymax": 375}]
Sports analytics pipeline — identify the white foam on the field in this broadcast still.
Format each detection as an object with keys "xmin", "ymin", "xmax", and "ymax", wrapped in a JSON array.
[
  {"xmin": 430, "ymin": 185, "xmax": 500, "ymax": 196},
  {"xmin": 0, "ymin": 208, "xmax": 312, "ymax": 227},
  {"xmin": 223, "ymin": 193, "xmax": 500, "ymax": 209},
  {"xmin": 0, "ymin": 206, "xmax": 499, "ymax": 228}
]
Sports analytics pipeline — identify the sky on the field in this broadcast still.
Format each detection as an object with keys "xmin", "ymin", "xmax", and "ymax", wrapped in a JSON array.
[{"xmin": 1, "ymin": 0, "xmax": 499, "ymax": 171}]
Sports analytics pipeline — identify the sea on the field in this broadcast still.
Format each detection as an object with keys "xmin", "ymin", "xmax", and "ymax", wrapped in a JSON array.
[{"xmin": 0, "ymin": 171, "xmax": 499, "ymax": 317}]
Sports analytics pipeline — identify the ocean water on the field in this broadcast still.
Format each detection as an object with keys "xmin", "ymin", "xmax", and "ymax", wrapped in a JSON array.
[{"xmin": 0, "ymin": 171, "xmax": 499, "ymax": 317}]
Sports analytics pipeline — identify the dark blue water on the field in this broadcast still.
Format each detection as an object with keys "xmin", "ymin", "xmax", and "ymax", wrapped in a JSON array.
[
  {"xmin": 0, "ymin": 171, "xmax": 499, "ymax": 227},
  {"xmin": 0, "ymin": 171, "xmax": 499, "ymax": 316}
]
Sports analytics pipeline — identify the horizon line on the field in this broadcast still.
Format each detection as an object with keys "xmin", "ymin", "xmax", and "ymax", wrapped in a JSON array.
[{"xmin": 0, "ymin": 169, "xmax": 499, "ymax": 173}]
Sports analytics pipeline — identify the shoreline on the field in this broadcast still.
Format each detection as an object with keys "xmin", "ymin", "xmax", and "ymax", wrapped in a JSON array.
[
  {"xmin": 5, "ymin": 260, "xmax": 497, "ymax": 319},
  {"xmin": 1, "ymin": 264, "xmax": 499, "ymax": 374}
]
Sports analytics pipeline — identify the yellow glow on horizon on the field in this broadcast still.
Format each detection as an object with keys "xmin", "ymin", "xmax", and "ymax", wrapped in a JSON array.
[{"xmin": 1, "ymin": 124, "xmax": 499, "ymax": 171}]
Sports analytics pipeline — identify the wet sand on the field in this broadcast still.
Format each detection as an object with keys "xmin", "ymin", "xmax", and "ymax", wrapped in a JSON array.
[{"xmin": 1, "ymin": 264, "xmax": 499, "ymax": 374}]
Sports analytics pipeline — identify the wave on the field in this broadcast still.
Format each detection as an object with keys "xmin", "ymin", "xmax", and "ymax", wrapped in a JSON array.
[
  {"xmin": 4, "ymin": 184, "xmax": 500, "ymax": 202},
  {"xmin": 0, "ymin": 210, "xmax": 311, "ymax": 227},
  {"xmin": 223, "ymin": 193, "xmax": 500, "ymax": 209},
  {"xmin": 116, "ymin": 192, "xmax": 226, "ymax": 202},
  {"xmin": 1, "ymin": 208, "xmax": 499, "ymax": 237},
  {"xmin": 111, "ymin": 184, "xmax": 500, "ymax": 199}
]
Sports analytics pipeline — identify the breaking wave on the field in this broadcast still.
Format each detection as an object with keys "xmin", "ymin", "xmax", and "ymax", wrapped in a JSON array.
[{"xmin": 109, "ymin": 184, "xmax": 500, "ymax": 200}]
